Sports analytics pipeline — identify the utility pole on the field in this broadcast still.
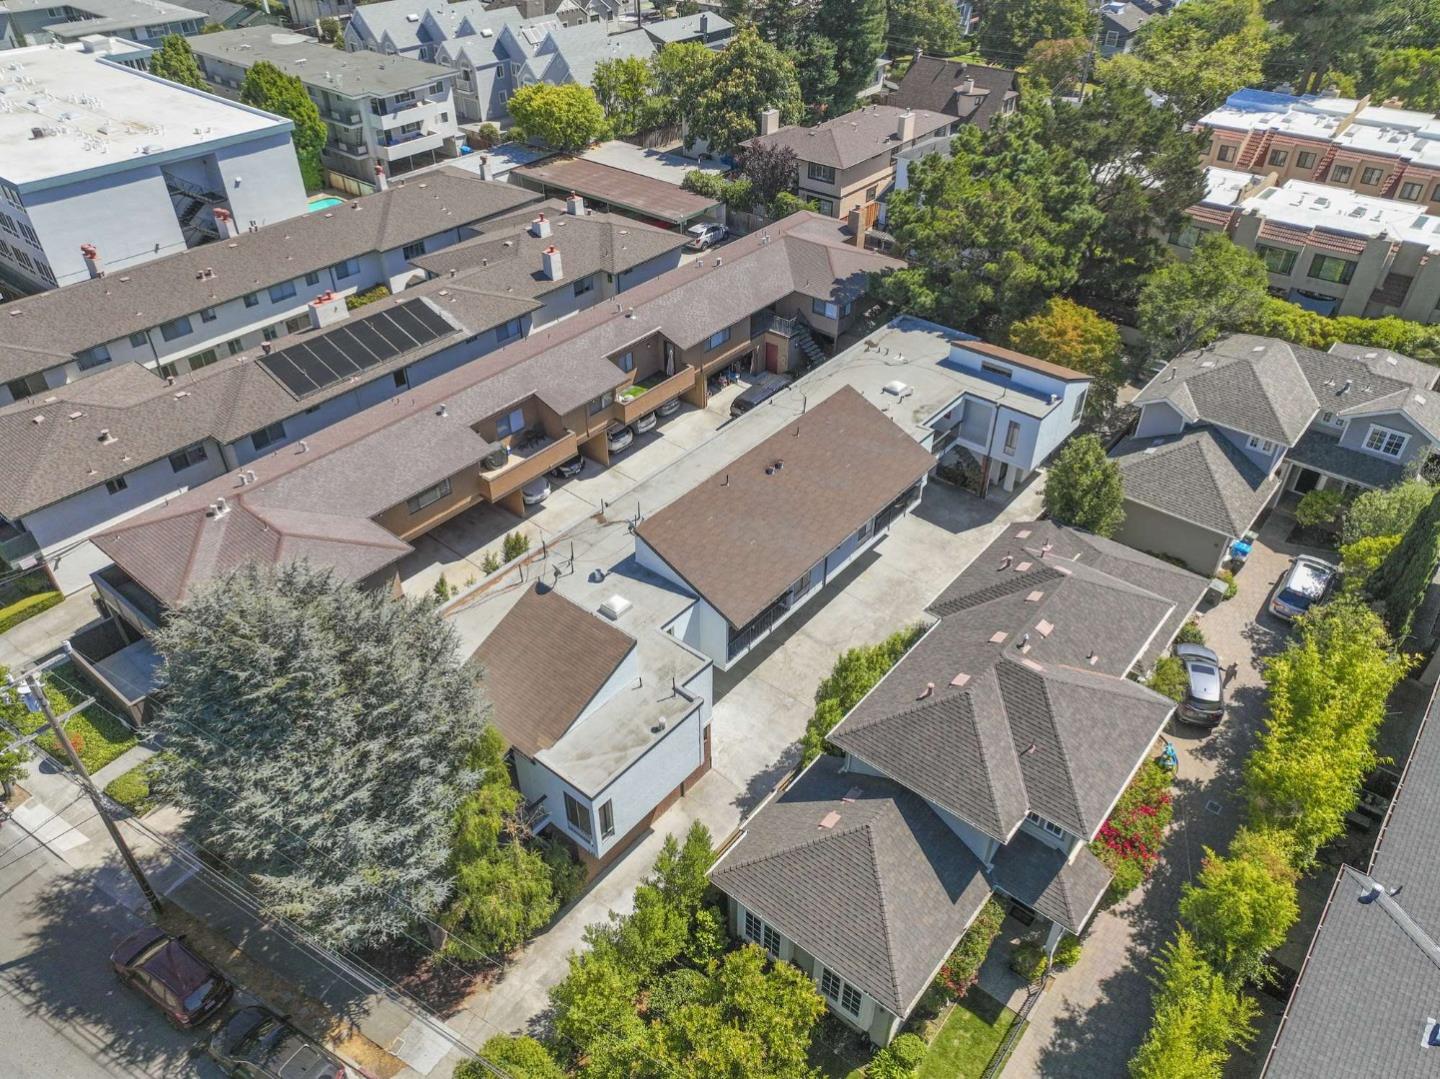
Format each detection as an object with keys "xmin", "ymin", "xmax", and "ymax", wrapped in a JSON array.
[{"xmin": 23, "ymin": 672, "xmax": 163, "ymax": 915}]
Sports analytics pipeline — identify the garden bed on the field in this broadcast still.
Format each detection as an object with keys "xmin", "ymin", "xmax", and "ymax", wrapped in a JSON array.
[
  {"xmin": 6, "ymin": 662, "xmax": 138, "ymax": 773},
  {"xmin": 915, "ymin": 991, "xmax": 1025, "ymax": 1079},
  {"xmin": 102, "ymin": 756, "xmax": 161, "ymax": 815}
]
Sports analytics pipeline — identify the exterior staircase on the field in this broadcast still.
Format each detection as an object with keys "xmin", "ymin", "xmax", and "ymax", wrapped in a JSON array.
[
  {"xmin": 164, "ymin": 174, "xmax": 226, "ymax": 246},
  {"xmin": 1237, "ymin": 129, "xmax": 1275, "ymax": 171},
  {"xmin": 1311, "ymin": 142, "xmax": 1339, "ymax": 182},
  {"xmin": 792, "ymin": 322, "xmax": 826, "ymax": 367}
]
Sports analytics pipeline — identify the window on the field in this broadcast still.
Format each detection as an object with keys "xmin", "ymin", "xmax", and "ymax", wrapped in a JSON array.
[
  {"xmin": 1168, "ymin": 223, "xmax": 1201, "ymax": 249},
  {"xmin": 982, "ymin": 361, "xmax": 1012, "ymax": 379},
  {"xmin": 1360, "ymin": 166, "xmax": 1384, "ymax": 186},
  {"xmin": 168, "ymin": 443, "xmax": 208, "ymax": 472},
  {"xmin": 1320, "ymin": 410, "xmax": 1336, "ymax": 425},
  {"xmin": 1267, "ymin": 149, "xmax": 1289, "ymax": 167},
  {"xmin": 1308, "ymin": 253, "xmax": 1355, "ymax": 285},
  {"xmin": 128, "ymin": 330, "xmax": 149, "ymax": 348},
  {"xmin": 251, "ymin": 420, "xmax": 286, "ymax": 451},
  {"xmin": 1003, "ymin": 420, "xmax": 1020, "ymax": 454},
  {"xmin": 186, "ymin": 349, "xmax": 218, "ymax": 372},
  {"xmin": 226, "ymin": 338, "xmax": 244, "ymax": 356},
  {"xmin": 820, "ymin": 968, "xmax": 862, "ymax": 1017},
  {"xmin": 573, "ymin": 275, "xmax": 595, "ymax": 298},
  {"xmin": 1103, "ymin": 29, "xmax": 1118, "ymax": 46},
  {"xmin": 285, "ymin": 315, "xmax": 307, "ymax": 334},
  {"xmin": 599, "ymin": 800, "xmax": 614, "ymax": 839},
  {"xmin": 333, "ymin": 257, "xmax": 360, "ymax": 280},
  {"xmin": 1072, "ymin": 387, "xmax": 1087, "ymax": 420},
  {"xmin": 588, "ymin": 390, "xmax": 614, "ymax": 416},
  {"xmin": 614, "ymin": 351, "xmax": 634, "ymax": 372},
  {"xmin": 495, "ymin": 317, "xmax": 521, "ymax": 342},
  {"xmin": 1217, "ymin": 143, "xmax": 1236, "ymax": 163},
  {"xmin": 1257, "ymin": 244, "xmax": 1297, "ymax": 274},
  {"xmin": 402, "ymin": 240, "xmax": 425, "ymax": 260},
  {"xmin": 243, "ymin": 291, "xmax": 260, "ymax": 308},
  {"xmin": 1364, "ymin": 424, "xmax": 1408, "ymax": 458},
  {"xmin": 706, "ymin": 326, "xmax": 731, "ymax": 351},
  {"xmin": 159, "ymin": 315, "xmax": 193, "ymax": 342},
  {"xmin": 269, "ymin": 280, "xmax": 297, "ymax": 303},
  {"xmin": 563, "ymin": 791, "xmax": 592, "ymax": 838},
  {"xmin": 1433, "ymin": 182, "xmax": 1440, "ymax": 203},
  {"xmin": 77, "ymin": 345, "xmax": 111, "ymax": 371},
  {"xmin": 744, "ymin": 911, "xmax": 781, "ymax": 955},
  {"xmin": 1026, "ymin": 811, "xmax": 1066, "ymax": 839},
  {"xmin": 1296, "ymin": 150, "xmax": 1317, "ymax": 170},
  {"xmin": 105, "ymin": 476, "xmax": 128, "ymax": 495},
  {"xmin": 157, "ymin": 362, "xmax": 178, "ymax": 380},
  {"xmin": 806, "ymin": 161, "xmax": 836, "ymax": 184},
  {"xmin": 1247, "ymin": 435, "xmax": 1275, "ymax": 454},
  {"xmin": 1331, "ymin": 164, "xmax": 1354, "ymax": 183},
  {"xmin": 393, "ymin": 368, "xmax": 409, "ymax": 388},
  {"xmin": 815, "ymin": 197, "xmax": 835, "ymax": 216},
  {"xmin": 495, "ymin": 407, "xmax": 525, "ymax": 438},
  {"xmin": 407, "ymin": 477, "xmax": 453, "ymax": 514},
  {"xmin": 1401, "ymin": 181, "xmax": 1425, "ymax": 201},
  {"xmin": 304, "ymin": 270, "xmax": 321, "ymax": 286},
  {"xmin": 865, "ymin": 184, "xmax": 878, "ymax": 201},
  {"xmin": 262, "ymin": 325, "xmax": 280, "ymax": 342}
]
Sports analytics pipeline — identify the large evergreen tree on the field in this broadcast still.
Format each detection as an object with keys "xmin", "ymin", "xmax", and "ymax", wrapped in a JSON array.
[
  {"xmin": 149, "ymin": 35, "xmax": 204, "ymax": 90},
  {"xmin": 887, "ymin": 0, "xmax": 964, "ymax": 55},
  {"xmin": 1042, "ymin": 433, "xmax": 1126, "ymax": 536},
  {"xmin": 1367, "ymin": 487, "xmax": 1440, "ymax": 636},
  {"xmin": 688, "ymin": 28, "xmax": 803, "ymax": 153},
  {"xmin": 817, "ymin": 0, "xmax": 887, "ymax": 107},
  {"xmin": 150, "ymin": 562, "xmax": 487, "ymax": 948},
  {"xmin": 979, "ymin": 0, "xmax": 1093, "ymax": 61},
  {"xmin": 239, "ymin": 61, "xmax": 327, "ymax": 190}
]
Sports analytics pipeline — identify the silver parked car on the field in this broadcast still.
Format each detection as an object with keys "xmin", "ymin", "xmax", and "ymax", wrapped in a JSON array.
[
  {"xmin": 606, "ymin": 423, "xmax": 634, "ymax": 453},
  {"xmin": 1174, "ymin": 643, "xmax": 1225, "ymax": 727},
  {"xmin": 1269, "ymin": 555, "xmax": 1338, "ymax": 622}
]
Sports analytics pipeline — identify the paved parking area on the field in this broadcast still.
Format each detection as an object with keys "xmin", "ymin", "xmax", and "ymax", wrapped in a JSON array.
[{"xmin": 1003, "ymin": 506, "xmax": 1329, "ymax": 1078}]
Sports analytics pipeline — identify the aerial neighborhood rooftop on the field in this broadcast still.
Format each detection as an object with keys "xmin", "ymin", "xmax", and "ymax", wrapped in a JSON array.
[{"xmin": 2, "ymin": 11, "xmax": 1439, "ymax": 1079}]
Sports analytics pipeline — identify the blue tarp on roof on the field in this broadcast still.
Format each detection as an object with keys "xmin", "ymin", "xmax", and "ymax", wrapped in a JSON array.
[{"xmin": 1224, "ymin": 87, "xmax": 1315, "ymax": 113}]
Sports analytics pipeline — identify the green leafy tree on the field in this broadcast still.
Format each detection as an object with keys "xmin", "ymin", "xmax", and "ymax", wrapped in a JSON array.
[
  {"xmin": 1250, "ymin": 298, "xmax": 1440, "ymax": 360},
  {"xmin": 1008, "ymin": 297, "xmax": 1125, "ymax": 416},
  {"xmin": 979, "ymin": 0, "xmax": 1093, "ymax": 59},
  {"xmin": 1342, "ymin": 480, "xmax": 1435, "ymax": 544},
  {"xmin": 0, "ymin": 726, "xmax": 27, "ymax": 800},
  {"xmin": 149, "ymin": 35, "xmax": 204, "ymax": 89},
  {"xmin": 509, "ymin": 83, "xmax": 608, "ymax": 151},
  {"xmin": 801, "ymin": 625, "xmax": 924, "ymax": 763},
  {"xmin": 1136, "ymin": 232, "xmax": 1269, "ymax": 361},
  {"xmin": 654, "ymin": 42, "xmax": 717, "ymax": 131},
  {"xmin": 1113, "ymin": 0, "xmax": 1269, "ymax": 121},
  {"xmin": 1245, "ymin": 598, "xmax": 1411, "ymax": 867},
  {"xmin": 1264, "ymin": 0, "xmax": 1387, "ymax": 94},
  {"xmin": 1148, "ymin": 655, "xmax": 1189, "ymax": 703},
  {"xmin": 1178, "ymin": 828, "xmax": 1299, "ymax": 984},
  {"xmin": 868, "ymin": 1032, "xmax": 927, "ymax": 1079},
  {"xmin": 817, "ymin": 0, "xmax": 887, "ymax": 106},
  {"xmin": 1042, "ymin": 433, "xmax": 1126, "ymax": 536},
  {"xmin": 1023, "ymin": 37, "xmax": 1091, "ymax": 98},
  {"xmin": 689, "ymin": 27, "xmax": 803, "ymax": 153},
  {"xmin": 1371, "ymin": 46, "xmax": 1440, "ymax": 111},
  {"xmin": 592, "ymin": 56, "xmax": 656, "ymax": 137},
  {"xmin": 877, "ymin": 108, "xmax": 1103, "ymax": 335},
  {"xmin": 1128, "ymin": 931, "xmax": 1259, "ymax": 1079},
  {"xmin": 318, "ymin": 16, "xmax": 342, "ymax": 43},
  {"xmin": 1295, "ymin": 488, "xmax": 1344, "ymax": 530},
  {"xmin": 240, "ymin": 62, "xmax": 327, "ymax": 190},
  {"xmin": 1341, "ymin": 533, "xmax": 1402, "ymax": 593},
  {"xmin": 150, "ymin": 562, "xmax": 485, "ymax": 947},
  {"xmin": 1367, "ymin": 487, "xmax": 1440, "ymax": 635},
  {"xmin": 458, "ymin": 1036, "xmax": 563, "ymax": 1079},
  {"xmin": 887, "ymin": 0, "xmax": 963, "ymax": 54}
]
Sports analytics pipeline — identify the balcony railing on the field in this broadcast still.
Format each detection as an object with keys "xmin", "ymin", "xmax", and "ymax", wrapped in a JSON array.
[
  {"xmin": 751, "ymin": 311, "xmax": 799, "ymax": 338},
  {"xmin": 477, "ymin": 430, "xmax": 579, "ymax": 502},
  {"xmin": 616, "ymin": 368, "xmax": 695, "ymax": 424}
]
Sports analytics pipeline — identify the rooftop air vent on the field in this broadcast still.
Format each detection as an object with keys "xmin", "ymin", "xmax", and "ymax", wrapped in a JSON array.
[
  {"xmin": 98, "ymin": 428, "xmax": 115, "ymax": 444},
  {"xmin": 882, "ymin": 380, "xmax": 912, "ymax": 397},
  {"xmin": 599, "ymin": 594, "xmax": 632, "ymax": 620},
  {"xmin": 818, "ymin": 811, "xmax": 841, "ymax": 829}
]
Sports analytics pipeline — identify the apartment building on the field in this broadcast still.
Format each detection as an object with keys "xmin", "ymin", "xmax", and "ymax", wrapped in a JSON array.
[
  {"xmin": 711, "ymin": 519, "xmax": 1202, "ymax": 1044},
  {"xmin": 743, "ymin": 104, "xmax": 955, "ymax": 222},
  {"xmin": 0, "ymin": 0, "xmax": 205, "ymax": 49},
  {"xmin": 1113, "ymin": 334, "xmax": 1440, "ymax": 573},
  {"xmin": 188, "ymin": 27, "xmax": 463, "ymax": 183},
  {"xmin": 0, "ymin": 169, "xmax": 538, "ymax": 407},
  {"xmin": 1174, "ymin": 167, "xmax": 1440, "ymax": 322},
  {"xmin": 0, "ymin": 194, "xmax": 691, "ymax": 591},
  {"xmin": 1198, "ymin": 89, "xmax": 1440, "ymax": 214},
  {"xmin": 0, "ymin": 40, "xmax": 307, "ymax": 294}
]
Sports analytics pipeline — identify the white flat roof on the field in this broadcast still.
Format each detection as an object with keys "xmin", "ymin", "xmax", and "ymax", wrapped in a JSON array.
[
  {"xmin": 1242, "ymin": 179, "xmax": 1432, "ymax": 239},
  {"xmin": 580, "ymin": 139, "xmax": 722, "ymax": 186},
  {"xmin": 1202, "ymin": 165, "xmax": 1253, "ymax": 206},
  {"xmin": 0, "ymin": 42, "xmax": 287, "ymax": 187}
]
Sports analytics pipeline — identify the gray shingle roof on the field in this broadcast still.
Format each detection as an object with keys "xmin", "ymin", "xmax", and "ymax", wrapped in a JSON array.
[
  {"xmin": 829, "ymin": 521, "xmax": 1191, "ymax": 843},
  {"xmin": 1326, "ymin": 342, "xmax": 1439, "ymax": 391},
  {"xmin": 189, "ymin": 27, "xmax": 459, "ymax": 97},
  {"xmin": 988, "ymin": 830, "xmax": 1111, "ymax": 932},
  {"xmin": 885, "ymin": 57, "xmax": 1020, "ymax": 129},
  {"xmin": 1287, "ymin": 428, "xmax": 1405, "ymax": 489},
  {"xmin": 1263, "ymin": 690, "xmax": 1440, "ymax": 1079},
  {"xmin": 746, "ymin": 105, "xmax": 954, "ymax": 170},
  {"xmin": 1134, "ymin": 335, "xmax": 1319, "ymax": 445},
  {"xmin": 1112, "ymin": 424, "xmax": 1283, "ymax": 536},
  {"xmin": 1297, "ymin": 341, "xmax": 1440, "ymax": 440},
  {"xmin": 0, "ymin": 169, "xmax": 539, "ymax": 384},
  {"xmin": 710, "ymin": 753, "xmax": 993, "ymax": 1017}
]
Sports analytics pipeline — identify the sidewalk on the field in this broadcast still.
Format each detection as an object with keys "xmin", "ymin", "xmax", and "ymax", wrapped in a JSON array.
[{"xmin": 0, "ymin": 589, "xmax": 103, "ymax": 671}]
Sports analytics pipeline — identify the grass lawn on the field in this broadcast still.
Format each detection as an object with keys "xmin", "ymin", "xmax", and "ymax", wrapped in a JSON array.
[
  {"xmin": 9, "ymin": 662, "xmax": 138, "ymax": 774},
  {"xmin": 103, "ymin": 757, "xmax": 161, "ymax": 814},
  {"xmin": 0, "ymin": 570, "xmax": 62, "ymax": 635},
  {"xmin": 916, "ymin": 991, "xmax": 1026, "ymax": 1079}
]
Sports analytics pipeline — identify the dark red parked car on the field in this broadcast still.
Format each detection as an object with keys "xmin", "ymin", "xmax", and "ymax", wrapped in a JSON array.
[{"xmin": 110, "ymin": 927, "xmax": 233, "ymax": 1028}]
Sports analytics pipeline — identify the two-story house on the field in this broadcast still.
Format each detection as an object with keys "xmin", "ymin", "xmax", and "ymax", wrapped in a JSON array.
[
  {"xmin": 1113, "ymin": 334, "xmax": 1440, "ymax": 573},
  {"xmin": 710, "ymin": 519, "xmax": 1203, "ymax": 1044},
  {"xmin": 743, "ymin": 104, "xmax": 955, "ymax": 222},
  {"xmin": 884, "ymin": 54, "xmax": 1019, "ymax": 130}
]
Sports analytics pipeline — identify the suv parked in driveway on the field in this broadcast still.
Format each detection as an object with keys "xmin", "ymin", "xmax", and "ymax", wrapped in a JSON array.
[
  {"xmin": 209, "ymin": 1005, "xmax": 357, "ymax": 1078},
  {"xmin": 111, "ymin": 927, "xmax": 232, "ymax": 1029},
  {"xmin": 685, "ymin": 222, "xmax": 727, "ymax": 250},
  {"xmin": 730, "ymin": 373, "xmax": 791, "ymax": 418},
  {"xmin": 1174, "ymin": 643, "xmax": 1225, "ymax": 727},
  {"xmin": 1269, "ymin": 555, "xmax": 1338, "ymax": 622}
]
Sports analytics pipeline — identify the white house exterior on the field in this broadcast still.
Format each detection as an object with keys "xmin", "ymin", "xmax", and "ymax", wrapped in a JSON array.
[
  {"xmin": 0, "ymin": 0, "xmax": 205, "ymax": 50},
  {"xmin": 0, "ymin": 40, "xmax": 307, "ymax": 294}
]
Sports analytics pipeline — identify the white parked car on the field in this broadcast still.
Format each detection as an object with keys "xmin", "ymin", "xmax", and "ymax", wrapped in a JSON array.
[{"xmin": 686, "ymin": 222, "xmax": 728, "ymax": 250}]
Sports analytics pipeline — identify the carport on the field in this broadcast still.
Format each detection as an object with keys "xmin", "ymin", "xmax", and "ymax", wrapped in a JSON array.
[{"xmin": 509, "ymin": 156, "xmax": 722, "ymax": 231}]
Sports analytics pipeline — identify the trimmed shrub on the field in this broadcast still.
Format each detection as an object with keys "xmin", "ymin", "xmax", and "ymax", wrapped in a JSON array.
[
  {"xmin": 1010, "ymin": 940, "xmax": 1048, "ymax": 983},
  {"xmin": 0, "ymin": 590, "xmax": 63, "ymax": 634},
  {"xmin": 344, "ymin": 284, "xmax": 390, "ymax": 310},
  {"xmin": 1091, "ymin": 762, "xmax": 1174, "ymax": 903},
  {"xmin": 801, "ymin": 625, "xmax": 925, "ymax": 764},
  {"xmin": 502, "ymin": 531, "xmax": 531, "ymax": 563},
  {"xmin": 103, "ymin": 759, "xmax": 160, "ymax": 815},
  {"xmin": 1340, "ymin": 534, "xmax": 1400, "ymax": 593},
  {"xmin": 1175, "ymin": 620, "xmax": 1206, "ymax": 646},
  {"xmin": 1147, "ymin": 655, "xmax": 1188, "ymax": 702},
  {"xmin": 868, "ymin": 1032, "xmax": 927, "ymax": 1078},
  {"xmin": 1295, "ymin": 488, "xmax": 1344, "ymax": 530},
  {"xmin": 1053, "ymin": 933, "xmax": 1082, "ymax": 969},
  {"xmin": 1217, "ymin": 568, "xmax": 1238, "ymax": 600},
  {"xmin": 934, "ymin": 897, "xmax": 1005, "ymax": 998}
]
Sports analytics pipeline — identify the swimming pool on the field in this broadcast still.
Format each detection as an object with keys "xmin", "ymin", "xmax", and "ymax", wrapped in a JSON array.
[{"xmin": 308, "ymin": 196, "xmax": 344, "ymax": 212}]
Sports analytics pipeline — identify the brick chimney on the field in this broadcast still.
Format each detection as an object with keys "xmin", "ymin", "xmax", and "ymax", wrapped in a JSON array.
[
  {"xmin": 80, "ymin": 243, "xmax": 103, "ymax": 279},
  {"xmin": 699, "ymin": 11, "xmax": 708, "ymax": 34},
  {"xmin": 847, "ymin": 206, "xmax": 865, "ymax": 247},
  {"xmin": 374, "ymin": 162, "xmax": 388, "ymax": 192},
  {"xmin": 479, "ymin": 153, "xmax": 495, "ymax": 181},
  {"xmin": 542, "ymin": 245, "xmax": 563, "ymax": 280}
]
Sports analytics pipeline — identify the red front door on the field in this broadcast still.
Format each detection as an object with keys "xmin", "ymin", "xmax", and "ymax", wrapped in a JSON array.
[{"xmin": 765, "ymin": 340, "xmax": 780, "ymax": 373}]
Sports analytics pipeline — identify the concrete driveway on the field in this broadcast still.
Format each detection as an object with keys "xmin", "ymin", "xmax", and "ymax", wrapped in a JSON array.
[
  {"xmin": 447, "ymin": 477, "xmax": 1046, "ymax": 1044},
  {"xmin": 1003, "ymin": 505, "xmax": 1331, "ymax": 1078}
]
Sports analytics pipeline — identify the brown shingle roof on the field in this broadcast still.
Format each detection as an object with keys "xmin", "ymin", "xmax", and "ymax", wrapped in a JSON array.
[
  {"xmin": 745, "ymin": 105, "xmax": 954, "ymax": 170},
  {"xmin": 472, "ymin": 584, "xmax": 635, "ymax": 757},
  {"xmin": 635, "ymin": 386, "xmax": 935, "ymax": 628},
  {"xmin": 510, "ymin": 156, "xmax": 719, "ymax": 225}
]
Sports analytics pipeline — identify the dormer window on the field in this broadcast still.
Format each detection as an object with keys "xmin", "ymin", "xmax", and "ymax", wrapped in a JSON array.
[
  {"xmin": 1247, "ymin": 435, "xmax": 1276, "ymax": 454},
  {"xmin": 1026, "ymin": 811, "xmax": 1065, "ymax": 839}
]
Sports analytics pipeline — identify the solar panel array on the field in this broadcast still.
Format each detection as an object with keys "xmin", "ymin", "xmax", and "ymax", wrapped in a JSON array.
[{"xmin": 258, "ymin": 299, "xmax": 455, "ymax": 398}]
